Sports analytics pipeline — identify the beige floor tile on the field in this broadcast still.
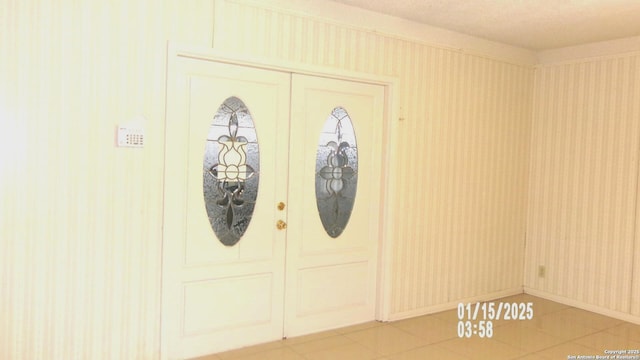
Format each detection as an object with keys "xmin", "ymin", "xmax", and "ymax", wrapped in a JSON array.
[
  {"xmin": 216, "ymin": 341, "xmax": 285, "ymax": 359},
  {"xmin": 513, "ymin": 355, "xmax": 546, "ymax": 360},
  {"xmin": 333, "ymin": 320, "xmax": 385, "ymax": 334},
  {"xmin": 438, "ymin": 337, "xmax": 526, "ymax": 360},
  {"xmin": 226, "ymin": 347, "xmax": 305, "ymax": 360},
  {"xmin": 431, "ymin": 309, "xmax": 460, "ymax": 324},
  {"xmin": 605, "ymin": 322, "xmax": 640, "ymax": 340},
  {"xmin": 492, "ymin": 321, "xmax": 566, "ymax": 352},
  {"xmin": 559, "ymin": 308, "xmax": 624, "ymax": 330},
  {"xmin": 534, "ymin": 341, "xmax": 607, "ymax": 359},
  {"xmin": 344, "ymin": 325, "xmax": 430, "ymax": 356},
  {"xmin": 287, "ymin": 334, "xmax": 354, "ymax": 354},
  {"xmin": 303, "ymin": 343, "xmax": 379, "ymax": 360},
  {"xmin": 573, "ymin": 330, "xmax": 640, "ymax": 351},
  {"xmin": 283, "ymin": 329, "xmax": 340, "ymax": 346},
  {"xmin": 386, "ymin": 344, "xmax": 471, "ymax": 360},
  {"xmin": 189, "ymin": 354, "xmax": 221, "ymax": 360},
  {"xmin": 522, "ymin": 310, "xmax": 600, "ymax": 340},
  {"xmin": 390, "ymin": 315, "xmax": 458, "ymax": 344}
]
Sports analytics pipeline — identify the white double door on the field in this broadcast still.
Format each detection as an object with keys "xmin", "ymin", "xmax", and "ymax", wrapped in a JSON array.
[{"xmin": 161, "ymin": 56, "xmax": 385, "ymax": 359}]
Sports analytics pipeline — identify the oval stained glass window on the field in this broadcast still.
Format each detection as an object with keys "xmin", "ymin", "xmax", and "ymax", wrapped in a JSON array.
[
  {"xmin": 203, "ymin": 96, "xmax": 260, "ymax": 246},
  {"xmin": 315, "ymin": 106, "xmax": 358, "ymax": 238}
]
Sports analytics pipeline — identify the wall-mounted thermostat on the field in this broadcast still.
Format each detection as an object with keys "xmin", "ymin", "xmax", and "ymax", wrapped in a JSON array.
[{"xmin": 117, "ymin": 125, "xmax": 145, "ymax": 148}]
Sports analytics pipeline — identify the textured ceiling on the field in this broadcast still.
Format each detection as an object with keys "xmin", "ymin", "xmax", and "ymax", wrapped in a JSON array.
[{"xmin": 329, "ymin": 0, "xmax": 640, "ymax": 50}]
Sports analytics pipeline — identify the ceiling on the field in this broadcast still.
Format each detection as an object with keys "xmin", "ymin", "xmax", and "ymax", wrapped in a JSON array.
[{"xmin": 329, "ymin": 0, "xmax": 640, "ymax": 50}]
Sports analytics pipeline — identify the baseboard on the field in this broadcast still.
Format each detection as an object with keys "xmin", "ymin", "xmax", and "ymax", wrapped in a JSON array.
[
  {"xmin": 524, "ymin": 287, "xmax": 640, "ymax": 326},
  {"xmin": 385, "ymin": 287, "xmax": 524, "ymax": 322}
]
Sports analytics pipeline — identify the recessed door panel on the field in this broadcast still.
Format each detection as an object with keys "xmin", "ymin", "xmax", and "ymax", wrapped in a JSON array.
[
  {"xmin": 162, "ymin": 57, "xmax": 290, "ymax": 359},
  {"xmin": 286, "ymin": 74, "xmax": 385, "ymax": 337},
  {"xmin": 296, "ymin": 262, "xmax": 369, "ymax": 316},
  {"xmin": 182, "ymin": 274, "xmax": 273, "ymax": 335}
]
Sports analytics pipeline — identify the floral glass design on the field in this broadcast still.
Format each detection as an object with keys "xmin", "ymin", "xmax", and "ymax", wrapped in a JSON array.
[
  {"xmin": 203, "ymin": 97, "xmax": 259, "ymax": 246},
  {"xmin": 315, "ymin": 106, "xmax": 358, "ymax": 238}
]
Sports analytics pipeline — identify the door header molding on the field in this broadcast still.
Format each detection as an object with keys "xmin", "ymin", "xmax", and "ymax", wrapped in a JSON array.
[{"xmin": 168, "ymin": 42, "xmax": 399, "ymax": 89}]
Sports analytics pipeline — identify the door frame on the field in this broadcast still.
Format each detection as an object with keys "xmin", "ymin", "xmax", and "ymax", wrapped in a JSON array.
[{"xmin": 161, "ymin": 42, "xmax": 399, "ymax": 357}]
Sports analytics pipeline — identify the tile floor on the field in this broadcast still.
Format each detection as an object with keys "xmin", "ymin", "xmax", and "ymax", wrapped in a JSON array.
[{"xmin": 191, "ymin": 294, "xmax": 640, "ymax": 360}]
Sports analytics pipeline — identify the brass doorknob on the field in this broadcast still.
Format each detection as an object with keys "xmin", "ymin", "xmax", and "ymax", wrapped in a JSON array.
[
  {"xmin": 277, "ymin": 202, "xmax": 286, "ymax": 211},
  {"xmin": 276, "ymin": 220, "xmax": 287, "ymax": 230}
]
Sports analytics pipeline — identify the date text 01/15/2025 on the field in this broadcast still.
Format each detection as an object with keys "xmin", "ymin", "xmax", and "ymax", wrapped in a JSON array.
[{"xmin": 457, "ymin": 302, "xmax": 534, "ymax": 338}]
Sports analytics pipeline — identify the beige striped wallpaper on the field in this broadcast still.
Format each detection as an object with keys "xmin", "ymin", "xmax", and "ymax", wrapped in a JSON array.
[
  {"xmin": 526, "ymin": 55, "xmax": 640, "ymax": 317},
  {"xmin": 7, "ymin": 0, "xmax": 640, "ymax": 359},
  {"xmin": 0, "ymin": 1, "xmax": 214, "ymax": 359}
]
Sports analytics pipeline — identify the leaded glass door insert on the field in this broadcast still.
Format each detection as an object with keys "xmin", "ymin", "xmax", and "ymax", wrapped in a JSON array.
[
  {"xmin": 203, "ymin": 96, "xmax": 260, "ymax": 246},
  {"xmin": 315, "ymin": 106, "xmax": 358, "ymax": 238}
]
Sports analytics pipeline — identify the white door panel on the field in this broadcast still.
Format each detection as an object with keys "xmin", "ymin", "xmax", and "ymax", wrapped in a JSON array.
[
  {"xmin": 285, "ymin": 74, "xmax": 385, "ymax": 337},
  {"xmin": 162, "ymin": 57, "xmax": 290, "ymax": 359}
]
